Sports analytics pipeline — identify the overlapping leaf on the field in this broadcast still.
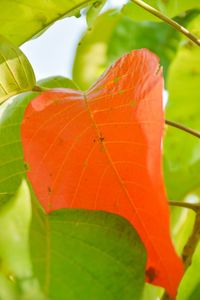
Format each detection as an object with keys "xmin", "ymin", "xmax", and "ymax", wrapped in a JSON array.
[
  {"xmin": 21, "ymin": 49, "xmax": 183, "ymax": 296},
  {"xmin": 123, "ymin": 0, "xmax": 200, "ymax": 22},
  {"xmin": 0, "ymin": 76, "xmax": 76, "ymax": 207},
  {"xmin": 31, "ymin": 205, "xmax": 146, "ymax": 300},
  {"xmin": 0, "ymin": 0, "xmax": 96, "ymax": 45},
  {"xmin": 73, "ymin": 10, "xmax": 185, "ymax": 90},
  {"xmin": 0, "ymin": 35, "xmax": 35, "ymax": 103},
  {"xmin": 164, "ymin": 44, "xmax": 200, "ymax": 200}
]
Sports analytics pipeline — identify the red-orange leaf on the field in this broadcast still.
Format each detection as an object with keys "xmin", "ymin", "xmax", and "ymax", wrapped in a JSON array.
[{"xmin": 21, "ymin": 49, "xmax": 183, "ymax": 296}]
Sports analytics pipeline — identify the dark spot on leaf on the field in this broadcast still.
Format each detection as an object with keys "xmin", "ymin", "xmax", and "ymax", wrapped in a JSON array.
[
  {"xmin": 93, "ymin": 1, "xmax": 101, "ymax": 8},
  {"xmin": 156, "ymin": 64, "xmax": 162, "ymax": 75},
  {"xmin": 114, "ymin": 77, "xmax": 120, "ymax": 83},
  {"xmin": 146, "ymin": 267, "xmax": 157, "ymax": 283},
  {"xmin": 130, "ymin": 99, "xmax": 136, "ymax": 107},
  {"xmin": 48, "ymin": 187, "xmax": 52, "ymax": 194},
  {"xmin": 24, "ymin": 162, "xmax": 30, "ymax": 171},
  {"xmin": 99, "ymin": 132, "xmax": 105, "ymax": 143}
]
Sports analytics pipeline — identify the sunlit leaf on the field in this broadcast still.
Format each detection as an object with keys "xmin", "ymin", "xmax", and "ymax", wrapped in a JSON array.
[
  {"xmin": 0, "ymin": 35, "xmax": 35, "ymax": 103},
  {"xmin": 21, "ymin": 49, "xmax": 183, "ymax": 296},
  {"xmin": 0, "ymin": 180, "xmax": 45, "ymax": 299},
  {"xmin": 86, "ymin": 0, "xmax": 107, "ymax": 29},
  {"xmin": 73, "ymin": 10, "xmax": 121, "ymax": 90},
  {"xmin": 0, "ymin": 0, "xmax": 96, "ymax": 45}
]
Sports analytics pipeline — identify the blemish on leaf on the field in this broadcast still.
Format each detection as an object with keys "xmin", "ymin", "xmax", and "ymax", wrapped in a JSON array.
[
  {"xmin": 24, "ymin": 162, "xmax": 30, "ymax": 171},
  {"xmin": 48, "ymin": 187, "xmax": 52, "ymax": 194},
  {"xmin": 113, "ymin": 77, "xmax": 120, "ymax": 84},
  {"xmin": 146, "ymin": 267, "xmax": 157, "ymax": 283},
  {"xmin": 93, "ymin": 1, "xmax": 101, "ymax": 8},
  {"xmin": 130, "ymin": 99, "xmax": 136, "ymax": 107},
  {"xmin": 98, "ymin": 132, "xmax": 105, "ymax": 143},
  {"xmin": 156, "ymin": 64, "xmax": 162, "ymax": 75},
  {"xmin": 119, "ymin": 90, "xmax": 124, "ymax": 95}
]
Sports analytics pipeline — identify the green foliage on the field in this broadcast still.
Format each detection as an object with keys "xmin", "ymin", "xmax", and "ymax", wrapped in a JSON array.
[
  {"xmin": 177, "ymin": 242, "xmax": 200, "ymax": 300},
  {"xmin": 73, "ymin": 10, "xmax": 121, "ymax": 90},
  {"xmin": 0, "ymin": 36, "xmax": 35, "ymax": 103},
  {"xmin": 0, "ymin": 180, "xmax": 44, "ymax": 299},
  {"xmin": 73, "ymin": 10, "xmax": 194, "ymax": 89},
  {"xmin": 164, "ymin": 44, "xmax": 200, "ymax": 200},
  {"xmin": 0, "ymin": 0, "xmax": 96, "ymax": 45},
  {"xmin": 0, "ymin": 0, "xmax": 200, "ymax": 299},
  {"xmin": 0, "ymin": 76, "xmax": 78, "ymax": 207},
  {"xmin": 38, "ymin": 76, "xmax": 79, "ymax": 89},
  {"xmin": 31, "ymin": 206, "xmax": 146, "ymax": 300},
  {"xmin": 123, "ymin": 0, "xmax": 200, "ymax": 21}
]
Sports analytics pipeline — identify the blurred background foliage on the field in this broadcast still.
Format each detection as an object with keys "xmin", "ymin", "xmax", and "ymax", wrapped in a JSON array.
[{"xmin": 0, "ymin": 0, "xmax": 200, "ymax": 299}]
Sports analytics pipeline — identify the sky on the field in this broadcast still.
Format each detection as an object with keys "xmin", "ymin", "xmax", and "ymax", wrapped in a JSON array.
[{"xmin": 20, "ymin": 0, "xmax": 128, "ymax": 81}]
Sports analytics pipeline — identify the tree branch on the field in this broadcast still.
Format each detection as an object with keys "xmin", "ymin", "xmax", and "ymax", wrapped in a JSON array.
[
  {"xmin": 165, "ymin": 119, "xmax": 200, "ymax": 139},
  {"xmin": 162, "ymin": 204, "xmax": 200, "ymax": 299},
  {"xmin": 130, "ymin": 0, "xmax": 200, "ymax": 47}
]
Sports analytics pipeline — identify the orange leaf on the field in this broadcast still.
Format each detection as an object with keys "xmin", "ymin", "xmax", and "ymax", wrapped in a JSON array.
[{"xmin": 21, "ymin": 49, "xmax": 183, "ymax": 296}]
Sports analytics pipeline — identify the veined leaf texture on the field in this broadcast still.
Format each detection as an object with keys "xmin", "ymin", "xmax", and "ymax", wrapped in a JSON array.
[{"xmin": 21, "ymin": 49, "xmax": 183, "ymax": 296}]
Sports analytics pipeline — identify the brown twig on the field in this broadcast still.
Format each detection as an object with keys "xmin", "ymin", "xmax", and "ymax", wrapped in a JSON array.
[
  {"xmin": 165, "ymin": 119, "xmax": 200, "ymax": 139},
  {"xmin": 130, "ymin": 0, "xmax": 200, "ymax": 46}
]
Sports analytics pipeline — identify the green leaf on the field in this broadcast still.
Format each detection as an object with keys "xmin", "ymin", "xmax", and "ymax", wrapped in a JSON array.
[
  {"xmin": 0, "ymin": 0, "xmax": 96, "ymax": 45},
  {"xmin": 123, "ymin": 1, "xmax": 200, "ymax": 22},
  {"xmin": 73, "ymin": 10, "xmax": 121, "ymax": 90},
  {"xmin": 107, "ymin": 17, "xmax": 180, "ymax": 80},
  {"xmin": 31, "ymin": 206, "xmax": 146, "ymax": 300},
  {"xmin": 177, "ymin": 242, "xmax": 200, "ymax": 300},
  {"xmin": 0, "ymin": 180, "xmax": 45, "ymax": 300},
  {"xmin": 0, "ymin": 36, "xmax": 35, "ymax": 104},
  {"xmin": 0, "ymin": 76, "xmax": 78, "ymax": 207},
  {"xmin": 73, "ymin": 10, "xmax": 181, "ymax": 89},
  {"xmin": 38, "ymin": 76, "xmax": 79, "ymax": 89},
  {"xmin": 86, "ymin": 0, "xmax": 107, "ymax": 29},
  {"xmin": 164, "ymin": 44, "xmax": 200, "ymax": 200}
]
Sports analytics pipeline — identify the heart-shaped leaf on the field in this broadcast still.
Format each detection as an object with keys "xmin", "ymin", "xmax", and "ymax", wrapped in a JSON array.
[{"xmin": 21, "ymin": 49, "xmax": 183, "ymax": 296}]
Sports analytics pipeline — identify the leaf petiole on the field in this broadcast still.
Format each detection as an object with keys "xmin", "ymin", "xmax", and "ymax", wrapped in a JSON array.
[
  {"xmin": 165, "ymin": 119, "xmax": 200, "ymax": 139},
  {"xmin": 130, "ymin": 0, "xmax": 200, "ymax": 46}
]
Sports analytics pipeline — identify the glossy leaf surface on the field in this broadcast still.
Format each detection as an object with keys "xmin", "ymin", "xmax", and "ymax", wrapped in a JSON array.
[
  {"xmin": 0, "ymin": 35, "xmax": 35, "ymax": 103},
  {"xmin": 21, "ymin": 49, "xmax": 183, "ymax": 296}
]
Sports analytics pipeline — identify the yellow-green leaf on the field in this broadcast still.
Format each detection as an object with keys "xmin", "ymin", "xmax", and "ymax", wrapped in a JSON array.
[{"xmin": 0, "ymin": 36, "xmax": 35, "ymax": 103}]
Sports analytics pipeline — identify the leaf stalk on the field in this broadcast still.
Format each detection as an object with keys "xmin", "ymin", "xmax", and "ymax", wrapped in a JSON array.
[
  {"xmin": 130, "ymin": 0, "xmax": 200, "ymax": 46},
  {"xmin": 165, "ymin": 119, "xmax": 200, "ymax": 139}
]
